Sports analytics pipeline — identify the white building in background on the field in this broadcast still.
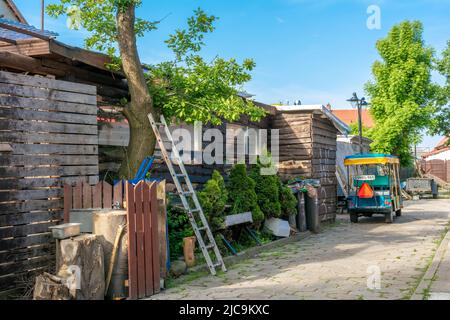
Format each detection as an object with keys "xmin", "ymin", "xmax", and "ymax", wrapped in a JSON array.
[{"xmin": 0, "ymin": 0, "xmax": 27, "ymax": 23}]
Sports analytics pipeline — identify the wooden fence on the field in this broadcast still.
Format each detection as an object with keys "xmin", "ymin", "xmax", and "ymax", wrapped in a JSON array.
[
  {"xmin": 0, "ymin": 71, "xmax": 98, "ymax": 296},
  {"xmin": 421, "ymin": 159, "xmax": 450, "ymax": 183},
  {"xmin": 126, "ymin": 181, "xmax": 160, "ymax": 299},
  {"xmin": 64, "ymin": 180, "xmax": 161, "ymax": 299},
  {"xmin": 63, "ymin": 181, "xmax": 125, "ymax": 222}
]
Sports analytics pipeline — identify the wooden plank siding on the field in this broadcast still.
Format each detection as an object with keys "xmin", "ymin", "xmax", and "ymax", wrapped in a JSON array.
[
  {"xmin": 0, "ymin": 71, "xmax": 98, "ymax": 294},
  {"xmin": 97, "ymin": 107, "xmax": 338, "ymax": 221},
  {"xmin": 273, "ymin": 111, "xmax": 338, "ymax": 222}
]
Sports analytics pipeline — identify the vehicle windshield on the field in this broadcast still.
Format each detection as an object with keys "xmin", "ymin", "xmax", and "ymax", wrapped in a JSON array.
[{"xmin": 348, "ymin": 164, "xmax": 390, "ymax": 192}]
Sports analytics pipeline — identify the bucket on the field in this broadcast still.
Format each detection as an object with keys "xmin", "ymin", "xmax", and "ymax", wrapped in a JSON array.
[{"xmin": 183, "ymin": 236, "xmax": 196, "ymax": 267}]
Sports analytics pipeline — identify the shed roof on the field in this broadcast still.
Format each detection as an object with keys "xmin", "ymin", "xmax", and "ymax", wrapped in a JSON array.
[
  {"xmin": 0, "ymin": 18, "xmax": 57, "ymax": 42},
  {"xmin": 275, "ymin": 104, "xmax": 350, "ymax": 135}
]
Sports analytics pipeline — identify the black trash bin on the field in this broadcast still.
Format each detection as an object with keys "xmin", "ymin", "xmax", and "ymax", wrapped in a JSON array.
[
  {"xmin": 304, "ymin": 186, "xmax": 320, "ymax": 233},
  {"xmin": 296, "ymin": 192, "xmax": 307, "ymax": 232}
]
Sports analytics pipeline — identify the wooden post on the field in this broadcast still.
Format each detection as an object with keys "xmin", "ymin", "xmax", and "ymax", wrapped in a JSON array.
[
  {"xmin": 157, "ymin": 180, "xmax": 168, "ymax": 280},
  {"xmin": 126, "ymin": 182, "xmax": 138, "ymax": 300}
]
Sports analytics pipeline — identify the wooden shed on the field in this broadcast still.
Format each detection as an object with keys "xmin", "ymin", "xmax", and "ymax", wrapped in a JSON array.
[{"xmin": 273, "ymin": 105, "xmax": 349, "ymax": 222}]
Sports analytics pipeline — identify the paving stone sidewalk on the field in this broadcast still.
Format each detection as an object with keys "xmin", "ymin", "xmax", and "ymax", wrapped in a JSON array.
[{"xmin": 151, "ymin": 199, "xmax": 450, "ymax": 300}]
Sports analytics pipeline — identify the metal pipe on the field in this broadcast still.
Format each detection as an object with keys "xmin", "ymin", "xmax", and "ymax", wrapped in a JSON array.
[
  {"xmin": 41, "ymin": 0, "xmax": 45, "ymax": 31},
  {"xmin": 357, "ymin": 101, "xmax": 363, "ymax": 154}
]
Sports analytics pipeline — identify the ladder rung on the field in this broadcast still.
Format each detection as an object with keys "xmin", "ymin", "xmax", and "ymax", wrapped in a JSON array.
[
  {"xmin": 189, "ymin": 208, "xmax": 201, "ymax": 213},
  {"xmin": 181, "ymin": 191, "xmax": 194, "ymax": 196},
  {"xmin": 197, "ymin": 226, "xmax": 207, "ymax": 231},
  {"xmin": 205, "ymin": 244, "xmax": 215, "ymax": 250},
  {"xmin": 154, "ymin": 122, "xmax": 165, "ymax": 126},
  {"xmin": 213, "ymin": 262, "xmax": 223, "ymax": 268},
  {"xmin": 176, "ymin": 174, "xmax": 186, "ymax": 178}
]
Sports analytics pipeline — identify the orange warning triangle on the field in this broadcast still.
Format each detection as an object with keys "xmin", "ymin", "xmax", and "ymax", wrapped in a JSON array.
[{"xmin": 358, "ymin": 182, "xmax": 374, "ymax": 198}]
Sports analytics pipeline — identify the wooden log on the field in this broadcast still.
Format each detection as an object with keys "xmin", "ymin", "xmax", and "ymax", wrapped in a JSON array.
[
  {"xmin": 56, "ymin": 234, "xmax": 105, "ymax": 300},
  {"xmin": 92, "ymin": 210, "xmax": 128, "ymax": 299},
  {"xmin": 33, "ymin": 273, "xmax": 71, "ymax": 300}
]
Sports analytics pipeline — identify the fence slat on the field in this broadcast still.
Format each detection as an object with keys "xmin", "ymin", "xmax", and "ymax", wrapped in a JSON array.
[
  {"xmin": 82, "ymin": 181, "xmax": 92, "ymax": 208},
  {"xmin": 113, "ymin": 182, "xmax": 123, "ymax": 208},
  {"xmin": 92, "ymin": 182, "xmax": 102, "ymax": 208},
  {"xmin": 126, "ymin": 182, "xmax": 138, "ymax": 300},
  {"xmin": 143, "ymin": 182, "xmax": 154, "ymax": 296},
  {"xmin": 150, "ymin": 182, "xmax": 160, "ymax": 294},
  {"xmin": 63, "ymin": 185, "xmax": 72, "ymax": 222},
  {"xmin": 73, "ymin": 183, "xmax": 82, "ymax": 209},
  {"xmin": 134, "ymin": 181, "xmax": 146, "ymax": 299},
  {"xmin": 102, "ymin": 181, "xmax": 112, "ymax": 209}
]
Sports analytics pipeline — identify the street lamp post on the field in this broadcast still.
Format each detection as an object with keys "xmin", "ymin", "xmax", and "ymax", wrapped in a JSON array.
[
  {"xmin": 41, "ymin": 0, "xmax": 45, "ymax": 31},
  {"xmin": 347, "ymin": 92, "xmax": 369, "ymax": 154}
]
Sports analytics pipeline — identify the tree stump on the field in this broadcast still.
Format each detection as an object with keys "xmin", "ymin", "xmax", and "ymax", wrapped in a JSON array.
[
  {"xmin": 57, "ymin": 234, "xmax": 105, "ymax": 300},
  {"xmin": 33, "ymin": 273, "xmax": 71, "ymax": 300},
  {"xmin": 92, "ymin": 210, "xmax": 128, "ymax": 299}
]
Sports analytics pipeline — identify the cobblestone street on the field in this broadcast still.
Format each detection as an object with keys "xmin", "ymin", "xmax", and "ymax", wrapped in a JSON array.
[{"xmin": 151, "ymin": 199, "xmax": 450, "ymax": 300}]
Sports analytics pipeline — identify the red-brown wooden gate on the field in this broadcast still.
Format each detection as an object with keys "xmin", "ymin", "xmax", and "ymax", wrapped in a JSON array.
[
  {"xmin": 125, "ymin": 181, "xmax": 160, "ymax": 299},
  {"xmin": 64, "ymin": 180, "xmax": 160, "ymax": 299}
]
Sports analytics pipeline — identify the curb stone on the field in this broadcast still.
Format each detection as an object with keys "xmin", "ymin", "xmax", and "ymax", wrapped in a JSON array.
[{"xmin": 410, "ymin": 228, "xmax": 450, "ymax": 300}]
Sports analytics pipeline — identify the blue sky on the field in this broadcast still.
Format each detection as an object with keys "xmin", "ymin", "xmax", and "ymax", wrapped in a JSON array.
[{"xmin": 14, "ymin": 0, "xmax": 450, "ymax": 148}]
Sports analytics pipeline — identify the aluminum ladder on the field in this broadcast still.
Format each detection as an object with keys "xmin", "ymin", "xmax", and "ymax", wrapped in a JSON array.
[{"xmin": 147, "ymin": 113, "xmax": 227, "ymax": 275}]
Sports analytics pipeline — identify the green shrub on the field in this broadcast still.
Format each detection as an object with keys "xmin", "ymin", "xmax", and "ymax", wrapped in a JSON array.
[
  {"xmin": 167, "ymin": 204, "xmax": 193, "ymax": 260},
  {"xmin": 226, "ymin": 164, "xmax": 263, "ymax": 223},
  {"xmin": 279, "ymin": 182, "xmax": 297, "ymax": 218},
  {"xmin": 249, "ymin": 164, "xmax": 281, "ymax": 219},
  {"xmin": 198, "ymin": 170, "xmax": 227, "ymax": 231}
]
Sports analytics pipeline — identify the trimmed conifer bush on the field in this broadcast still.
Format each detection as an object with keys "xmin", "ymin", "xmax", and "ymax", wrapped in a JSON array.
[
  {"xmin": 227, "ymin": 164, "xmax": 264, "ymax": 223},
  {"xmin": 249, "ymin": 164, "xmax": 281, "ymax": 219},
  {"xmin": 198, "ymin": 170, "xmax": 228, "ymax": 231}
]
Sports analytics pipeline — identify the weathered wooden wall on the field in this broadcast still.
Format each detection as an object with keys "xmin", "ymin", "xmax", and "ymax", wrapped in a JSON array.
[
  {"xmin": 272, "ymin": 111, "xmax": 338, "ymax": 221},
  {"xmin": 0, "ymin": 71, "xmax": 98, "ymax": 296},
  {"xmin": 97, "ymin": 115, "xmax": 273, "ymax": 190}
]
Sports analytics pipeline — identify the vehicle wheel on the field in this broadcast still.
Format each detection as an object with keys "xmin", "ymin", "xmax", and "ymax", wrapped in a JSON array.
[
  {"xmin": 350, "ymin": 213, "xmax": 358, "ymax": 223},
  {"xmin": 395, "ymin": 209, "xmax": 402, "ymax": 217},
  {"xmin": 385, "ymin": 210, "xmax": 394, "ymax": 223}
]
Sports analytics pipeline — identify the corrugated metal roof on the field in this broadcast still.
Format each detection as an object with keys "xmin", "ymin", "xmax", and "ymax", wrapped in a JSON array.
[{"xmin": 0, "ymin": 18, "xmax": 58, "ymax": 41}]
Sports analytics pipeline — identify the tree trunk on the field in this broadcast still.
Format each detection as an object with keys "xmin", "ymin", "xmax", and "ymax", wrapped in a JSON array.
[{"xmin": 116, "ymin": 4, "xmax": 157, "ymax": 179}]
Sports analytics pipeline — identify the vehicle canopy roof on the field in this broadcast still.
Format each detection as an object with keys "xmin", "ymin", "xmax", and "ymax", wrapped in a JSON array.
[{"xmin": 344, "ymin": 154, "xmax": 400, "ymax": 166}]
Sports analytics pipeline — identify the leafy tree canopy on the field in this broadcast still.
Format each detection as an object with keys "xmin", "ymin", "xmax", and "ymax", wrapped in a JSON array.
[
  {"xmin": 47, "ymin": 1, "xmax": 266, "ymax": 125},
  {"xmin": 429, "ymin": 41, "xmax": 450, "ymax": 136},
  {"xmin": 365, "ymin": 21, "xmax": 439, "ymax": 165}
]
